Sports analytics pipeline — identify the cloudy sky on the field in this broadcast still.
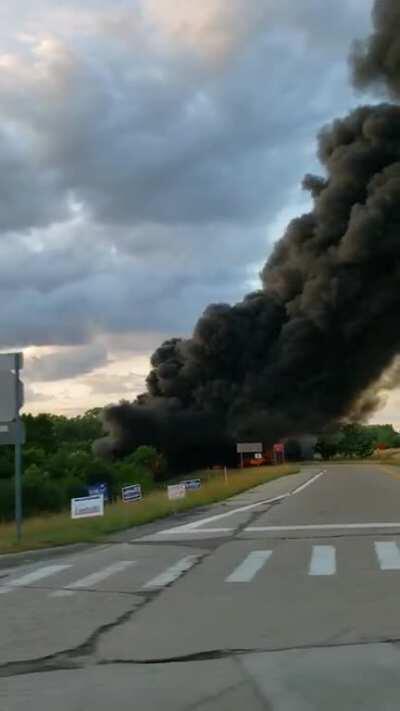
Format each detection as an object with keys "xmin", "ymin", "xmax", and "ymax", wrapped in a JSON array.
[{"xmin": 1, "ymin": 0, "xmax": 396, "ymax": 424}]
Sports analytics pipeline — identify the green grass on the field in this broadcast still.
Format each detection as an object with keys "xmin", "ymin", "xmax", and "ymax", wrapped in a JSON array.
[{"xmin": 0, "ymin": 465, "xmax": 297, "ymax": 554}]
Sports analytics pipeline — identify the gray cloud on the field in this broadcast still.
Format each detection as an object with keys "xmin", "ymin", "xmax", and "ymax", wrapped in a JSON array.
[
  {"xmin": 0, "ymin": 0, "xmax": 375, "ymax": 386},
  {"xmin": 25, "ymin": 343, "xmax": 109, "ymax": 381}
]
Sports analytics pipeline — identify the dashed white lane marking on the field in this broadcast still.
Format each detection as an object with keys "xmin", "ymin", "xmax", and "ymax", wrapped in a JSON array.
[
  {"xmin": 226, "ymin": 551, "xmax": 273, "ymax": 583},
  {"xmin": 143, "ymin": 555, "xmax": 200, "ymax": 589},
  {"xmin": 309, "ymin": 545, "xmax": 336, "ymax": 576},
  {"xmin": 0, "ymin": 564, "xmax": 72, "ymax": 594},
  {"xmin": 375, "ymin": 541, "xmax": 400, "ymax": 570},
  {"xmin": 246, "ymin": 523, "xmax": 400, "ymax": 532},
  {"xmin": 50, "ymin": 561, "xmax": 135, "ymax": 597}
]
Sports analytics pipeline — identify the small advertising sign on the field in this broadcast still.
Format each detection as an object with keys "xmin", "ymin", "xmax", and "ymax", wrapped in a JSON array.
[
  {"xmin": 122, "ymin": 484, "xmax": 143, "ymax": 503},
  {"xmin": 71, "ymin": 494, "xmax": 104, "ymax": 519},
  {"xmin": 167, "ymin": 483, "xmax": 186, "ymax": 500}
]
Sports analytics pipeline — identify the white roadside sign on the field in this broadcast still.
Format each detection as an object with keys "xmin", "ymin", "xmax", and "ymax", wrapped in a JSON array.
[
  {"xmin": 167, "ymin": 483, "xmax": 186, "ymax": 501},
  {"xmin": 71, "ymin": 494, "xmax": 104, "ymax": 519},
  {"xmin": 236, "ymin": 442, "xmax": 263, "ymax": 454}
]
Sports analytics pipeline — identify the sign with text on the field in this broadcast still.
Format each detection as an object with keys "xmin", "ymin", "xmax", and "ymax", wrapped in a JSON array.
[
  {"xmin": 167, "ymin": 483, "xmax": 186, "ymax": 500},
  {"xmin": 236, "ymin": 442, "xmax": 263, "ymax": 454},
  {"xmin": 122, "ymin": 484, "xmax": 143, "ymax": 503},
  {"xmin": 88, "ymin": 482, "xmax": 110, "ymax": 502},
  {"xmin": 71, "ymin": 494, "xmax": 104, "ymax": 519},
  {"xmin": 182, "ymin": 479, "xmax": 201, "ymax": 491}
]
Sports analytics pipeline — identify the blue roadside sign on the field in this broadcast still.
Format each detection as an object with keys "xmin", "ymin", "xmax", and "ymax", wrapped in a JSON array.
[
  {"xmin": 87, "ymin": 482, "xmax": 110, "ymax": 502},
  {"xmin": 122, "ymin": 484, "xmax": 143, "ymax": 503},
  {"xmin": 182, "ymin": 479, "xmax": 201, "ymax": 491}
]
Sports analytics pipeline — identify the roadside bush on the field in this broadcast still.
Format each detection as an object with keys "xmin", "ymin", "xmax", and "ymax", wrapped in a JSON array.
[
  {"xmin": 113, "ymin": 459, "xmax": 154, "ymax": 494},
  {"xmin": 61, "ymin": 476, "xmax": 88, "ymax": 501},
  {"xmin": 22, "ymin": 468, "xmax": 65, "ymax": 517}
]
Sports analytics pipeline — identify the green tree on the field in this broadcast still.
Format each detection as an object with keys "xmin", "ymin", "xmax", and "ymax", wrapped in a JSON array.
[
  {"xmin": 339, "ymin": 424, "xmax": 375, "ymax": 458},
  {"xmin": 22, "ymin": 413, "xmax": 57, "ymax": 452},
  {"xmin": 364, "ymin": 424, "xmax": 400, "ymax": 449},
  {"xmin": 315, "ymin": 432, "xmax": 343, "ymax": 460}
]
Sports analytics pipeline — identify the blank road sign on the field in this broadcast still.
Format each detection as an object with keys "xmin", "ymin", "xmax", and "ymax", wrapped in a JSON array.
[
  {"xmin": 0, "ymin": 421, "xmax": 25, "ymax": 445},
  {"xmin": 0, "ymin": 372, "xmax": 22, "ymax": 421},
  {"xmin": 0, "ymin": 353, "xmax": 23, "ymax": 371}
]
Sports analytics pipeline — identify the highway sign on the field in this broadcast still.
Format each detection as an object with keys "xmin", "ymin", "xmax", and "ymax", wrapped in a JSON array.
[
  {"xmin": 71, "ymin": 495, "xmax": 104, "ymax": 519},
  {"xmin": 0, "ymin": 352, "xmax": 23, "ymax": 371},
  {"xmin": 0, "ymin": 372, "xmax": 23, "ymax": 421},
  {"xmin": 236, "ymin": 442, "xmax": 263, "ymax": 454},
  {"xmin": 88, "ymin": 482, "xmax": 110, "ymax": 502},
  {"xmin": 168, "ymin": 483, "xmax": 186, "ymax": 500},
  {"xmin": 182, "ymin": 479, "xmax": 201, "ymax": 491},
  {"xmin": 0, "ymin": 421, "xmax": 25, "ymax": 445},
  {"xmin": 122, "ymin": 484, "xmax": 143, "ymax": 503}
]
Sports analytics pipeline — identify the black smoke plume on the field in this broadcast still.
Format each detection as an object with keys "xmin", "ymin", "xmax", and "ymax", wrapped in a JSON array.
[
  {"xmin": 351, "ymin": 0, "xmax": 400, "ymax": 99},
  {"xmin": 96, "ymin": 1, "xmax": 400, "ymax": 470}
]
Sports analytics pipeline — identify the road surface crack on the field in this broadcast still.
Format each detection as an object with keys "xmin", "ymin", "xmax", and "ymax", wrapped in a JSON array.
[{"xmin": 4, "ymin": 635, "xmax": 400, "ymax": 678}]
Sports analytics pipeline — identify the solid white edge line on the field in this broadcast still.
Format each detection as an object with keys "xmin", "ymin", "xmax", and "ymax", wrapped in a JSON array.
[
  {"xmin": 158, "ymin": 528, "xmax": 234, "ymax": 535},
  {"xmin": 158, "ymin": 495, "xmax": 290, "ymax": 534},
  {"xmin": 158, "ymin": 470, "xmax": 325, "ymax": 534},
  {"xmin": 245, "ymin": 523, "xmax": 400, "ymax": 532},
  {"xmin": 289, "ymin": 470, "xmax": 326, "ymax": 495}
]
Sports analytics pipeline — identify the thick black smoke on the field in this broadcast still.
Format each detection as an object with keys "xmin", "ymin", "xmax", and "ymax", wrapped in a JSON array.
[
  {"xmin": 96, "ymin": 1, "xmax": 400, "ymax": 470},
  {"xmin": 351, "ymin": 0, "xmax": 400, "ymax": 99}
]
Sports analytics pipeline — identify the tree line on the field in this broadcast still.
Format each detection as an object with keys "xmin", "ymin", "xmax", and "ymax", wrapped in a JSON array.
[
  {"xmin": 314, "ymin": 424, "xmax": 400, "ymax": 460},
  {"xmin": 0, "ymin": 409, "xmax": 166, "ymax": 521}
]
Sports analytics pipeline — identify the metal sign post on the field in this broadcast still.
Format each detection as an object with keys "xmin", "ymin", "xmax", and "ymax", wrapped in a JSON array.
[
  {"xmin": 14, "ymin": 353, "xmax": 23, "ymax": 543},
  {"xmin": 0, "ymin": 353, "xmax": 24, "ymax": 543}
]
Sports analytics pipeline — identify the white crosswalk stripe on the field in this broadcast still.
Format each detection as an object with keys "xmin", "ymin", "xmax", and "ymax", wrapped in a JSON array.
[
  {"xmin": 50, "ymin": 561, "xmax": 135, "ymax": 597},
  {"xmin": 226, "ymin": 551, "xmax": 272, "ymax": 583},
  {"xmin": 143, "ymin": 555, "xmax": 200, "ymax": 589},
  {"xmin": 4, "ymin": 540, "xmax": 400, "ymax": 599},
  {"xmin": 375, "ymin": 541, "xmax": 400, "ymax": 570},
  {"xmin": 309, "ymin": 545, "xmax": 336, "ymax": 576},
  {"xmin": 0, "ymin": 564, "xmax": 72, "ymax": 594}
]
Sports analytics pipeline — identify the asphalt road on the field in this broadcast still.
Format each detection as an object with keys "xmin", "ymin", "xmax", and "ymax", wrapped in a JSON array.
[{"xmin": 3, "ymin": 463, "xmax": 400, "ymax": 709}]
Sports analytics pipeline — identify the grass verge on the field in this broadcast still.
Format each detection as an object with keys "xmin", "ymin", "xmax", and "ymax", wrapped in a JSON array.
[{"xmin": 0, "ymin": 465, "xmax": 297, "ymax": 554}]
